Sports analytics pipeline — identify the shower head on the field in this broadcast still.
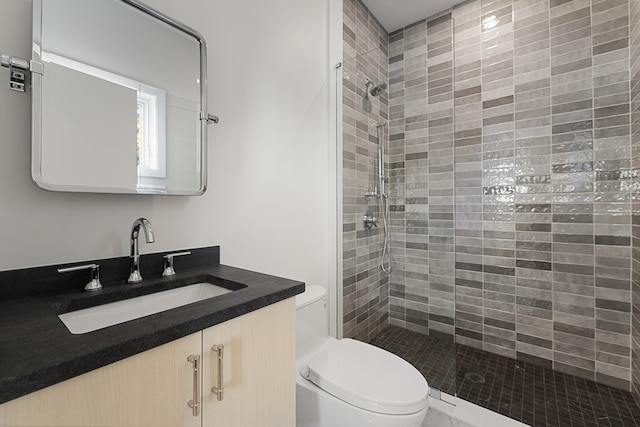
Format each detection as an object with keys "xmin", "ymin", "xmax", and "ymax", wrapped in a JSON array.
[
  {"xmin": 365, "ymin": 79, "xmax": 387, "ymax": 97},
  {"xmin": 370, "ymin": 82, "xmax": 387, "ymax": 96}
]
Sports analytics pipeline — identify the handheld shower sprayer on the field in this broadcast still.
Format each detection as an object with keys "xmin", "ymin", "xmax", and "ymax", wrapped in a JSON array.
[{"xmin": 369, "ymin": 120, "xmax": 392, "ymax": 274}]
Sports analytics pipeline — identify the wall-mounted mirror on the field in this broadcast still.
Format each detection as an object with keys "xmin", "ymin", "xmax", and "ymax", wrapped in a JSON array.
[{"xmin": 31, "ymin": 0, "xmax": 213, "ymax": 195}]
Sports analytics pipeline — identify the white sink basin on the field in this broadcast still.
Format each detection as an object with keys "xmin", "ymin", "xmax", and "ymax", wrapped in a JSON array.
[{"xmin": 59, "ymin": 283, "xmax": 232, "ymax": 334}]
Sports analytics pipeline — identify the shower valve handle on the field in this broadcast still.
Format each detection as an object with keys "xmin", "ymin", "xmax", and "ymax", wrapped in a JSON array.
[{"xmin": 363, "ymin": 211, "xmax": 378, "ymax": 229}]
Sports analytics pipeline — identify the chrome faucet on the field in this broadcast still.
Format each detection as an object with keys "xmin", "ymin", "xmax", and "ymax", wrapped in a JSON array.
[{"xmin": 127, "ymin": 217, "xmax": 155, "ymax": 283}]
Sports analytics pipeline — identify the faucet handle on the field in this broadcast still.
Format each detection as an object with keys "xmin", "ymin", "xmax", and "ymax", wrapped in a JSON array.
[
  {"xmin": 58, "ymin": 264, "xmax": 102, "ymax": 292},
  {"xmin": 162, "ymin": 252, "xmax": 191, "ymax": 277}
]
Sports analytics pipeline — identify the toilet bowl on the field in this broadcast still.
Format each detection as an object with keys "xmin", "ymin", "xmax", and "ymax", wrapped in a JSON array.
[{"xmin": 296, "ymin": 285, "xmax": 429, "ymax": 427}]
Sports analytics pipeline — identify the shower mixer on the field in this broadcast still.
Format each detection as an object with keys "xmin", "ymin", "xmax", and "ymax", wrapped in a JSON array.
[{"xmin": 363, "ymin": 209, "xmax": 378, "ymax": 230}]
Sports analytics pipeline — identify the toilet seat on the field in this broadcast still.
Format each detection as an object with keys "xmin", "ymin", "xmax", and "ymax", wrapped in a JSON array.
[{"xmin": 304, "ymin": 338, "xmax": 429, "ymax": 415}]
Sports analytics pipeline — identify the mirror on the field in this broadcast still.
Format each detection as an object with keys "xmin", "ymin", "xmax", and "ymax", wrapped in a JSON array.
[{"xmin": 31, "ymin": 0, "xmax": 211, "ymax": 195}]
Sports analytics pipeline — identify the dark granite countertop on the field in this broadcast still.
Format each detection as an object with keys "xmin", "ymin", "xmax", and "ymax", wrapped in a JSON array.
[{"xmin": 0, "ymin": 255, "xmax": 304, "ymax": 405}]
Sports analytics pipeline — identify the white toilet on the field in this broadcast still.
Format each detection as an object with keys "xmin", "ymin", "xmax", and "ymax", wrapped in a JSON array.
[{"xmin": 296, "ymin": 285, "xmax": 430, "ymax": 427}]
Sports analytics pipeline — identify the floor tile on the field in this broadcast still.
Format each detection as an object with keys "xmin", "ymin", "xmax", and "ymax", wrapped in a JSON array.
[{"xmin": 369, "ymin": 326, "xmax": 640, "ymax": 427}]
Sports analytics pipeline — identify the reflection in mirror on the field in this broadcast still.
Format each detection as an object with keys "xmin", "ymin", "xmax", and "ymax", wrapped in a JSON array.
[{"xmin": 32, "ymin": 0, "xmax": 210, "ymax": 195}]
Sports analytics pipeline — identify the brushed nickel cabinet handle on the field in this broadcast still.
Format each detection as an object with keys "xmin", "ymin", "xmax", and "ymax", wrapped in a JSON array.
[
  {"xmin": 187, "ymin": 355, "xmax": 201, "ymax": 416},
  {"xmin": 211, "ymin": 344, "xmax": 224, "ymax": 401}
]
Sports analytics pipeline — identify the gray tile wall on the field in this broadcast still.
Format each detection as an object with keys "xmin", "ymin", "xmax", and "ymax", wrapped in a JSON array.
[
  {"xmin": 343, "ymin": 0, "xmax": 638, "ymax": 391},
  {"xmin": 631, "ymin": 0, "xmax": 640, "ymax": 404},
  {"xmin": 393, "ymin": 0, "xmax": 634, "ymax": 390},
  {"xmin": 387, "ymin": 12, "xmax": 457, "ymax": 340},
  {"xmin": 341, "ymin": 0, "xmax": 390, "ymax": 341}
]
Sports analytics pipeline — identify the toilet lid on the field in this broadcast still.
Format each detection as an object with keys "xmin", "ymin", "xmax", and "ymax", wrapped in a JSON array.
[{"xmin": 305, "ymin": 338, "xmax": 429, "ymax": 415}]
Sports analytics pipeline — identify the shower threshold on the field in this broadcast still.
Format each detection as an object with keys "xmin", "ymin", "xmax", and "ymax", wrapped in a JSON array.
[{"xmin": 426, "ymin": 394, "xmax": 529, "ymax": 427}]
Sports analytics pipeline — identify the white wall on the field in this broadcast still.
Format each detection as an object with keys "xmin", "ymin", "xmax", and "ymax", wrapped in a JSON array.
[{"xmin": 0, "ymin": 0, "xmax": 333, "ymax": 293}]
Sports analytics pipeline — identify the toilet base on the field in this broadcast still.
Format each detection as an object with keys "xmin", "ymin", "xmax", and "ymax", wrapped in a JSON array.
[{"xmin": 296, "ymin": 373, "xmax": 429, "ymax": 427}]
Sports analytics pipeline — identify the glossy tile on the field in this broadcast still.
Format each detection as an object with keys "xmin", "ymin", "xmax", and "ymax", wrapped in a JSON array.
[{"xmin": 343, "ymin": 0, "xmax": 640, "ymax": 407}]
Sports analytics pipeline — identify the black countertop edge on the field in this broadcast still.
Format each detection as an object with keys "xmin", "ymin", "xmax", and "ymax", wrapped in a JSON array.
[{"xmin": 0, "ymin": 263, "xmax": 305, "ymax": 405}]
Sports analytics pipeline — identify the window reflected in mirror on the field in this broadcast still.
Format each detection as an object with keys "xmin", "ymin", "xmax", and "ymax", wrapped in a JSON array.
[{"xmin": 32, "ymin": 0, "xmax": 208, "ymax": 195}]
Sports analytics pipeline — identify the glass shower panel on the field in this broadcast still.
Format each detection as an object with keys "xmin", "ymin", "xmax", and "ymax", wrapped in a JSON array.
[
  {"xmin": 339, "ymin": 41, "xmax": 458, "ymax": 398},
  {"xmin": 339, "ymin": 48, "xmax": 390, "ymax": 343},
  {"xmin": 397, "ymin": 13, "xmax": 458, "ymax": 397}
]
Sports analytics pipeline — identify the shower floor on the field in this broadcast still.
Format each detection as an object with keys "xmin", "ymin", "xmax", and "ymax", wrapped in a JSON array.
[{"xmin": 369, "ymin": 326, "xmax": 640, "ymax": 427}]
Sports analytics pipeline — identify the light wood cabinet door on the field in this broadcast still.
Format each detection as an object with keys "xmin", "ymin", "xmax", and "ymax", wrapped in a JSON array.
[
  {"xmin": 0, "ymin": 332, "xmax": 202, "ymax": 427},
  {"xmin": 202, "ymin": 298, "xmax": 296, "ymax": 427}
]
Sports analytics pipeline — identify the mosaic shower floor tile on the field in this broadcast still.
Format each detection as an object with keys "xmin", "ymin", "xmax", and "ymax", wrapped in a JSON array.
[{"xmin": 369, "ymin": 326, "xmax": 640, "ymax": 427}]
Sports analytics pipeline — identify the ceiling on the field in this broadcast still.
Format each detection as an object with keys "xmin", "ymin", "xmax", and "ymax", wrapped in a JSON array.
[{"xmin": 361, "ymin": 0, "xmax": 465, "ymax": 33}]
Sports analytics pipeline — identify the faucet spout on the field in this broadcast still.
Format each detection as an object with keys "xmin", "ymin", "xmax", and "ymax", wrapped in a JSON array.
[{"xmin": 127, "ymin": 217, "xmax": 155, "ymax": 283}]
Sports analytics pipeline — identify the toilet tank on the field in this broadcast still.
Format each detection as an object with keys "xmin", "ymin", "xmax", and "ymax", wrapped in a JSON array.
[{"xmin": 296, "ymin": 285, "xmax": 329, "ymax": 358}]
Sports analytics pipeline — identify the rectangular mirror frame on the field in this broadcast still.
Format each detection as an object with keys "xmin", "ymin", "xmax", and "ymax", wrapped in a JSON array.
[{"xmin": 31, "ymin": 0, "xmax": 210, "ymax": 195}]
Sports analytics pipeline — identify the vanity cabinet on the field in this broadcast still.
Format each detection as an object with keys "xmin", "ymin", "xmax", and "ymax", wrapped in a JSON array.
[
  {"xmin": 0, "ymin": 298, "xmax": 295, "ymax": 427},
  {"xmin": 203, "ymin": 297, "xmax": 296, "ymax": 426}
]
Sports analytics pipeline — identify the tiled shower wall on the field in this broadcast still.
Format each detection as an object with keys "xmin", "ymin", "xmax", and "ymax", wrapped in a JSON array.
[
  {"xmin": 388, "ymin": 0, "xmax": 635, "ymax": 390},
  {"xmin": 631, "ymin": 0, "xmax": 640, "ymax": 404},
  {"xmin": 341, "ymin": 0, "xmax": 390, "ymax": 340},
  {"xmin": 387, "ymin": 12, "xmax": 457, "ymax": 342},
  {"xmin": 342, "ymin": 0, "xmax": 640, "ymax": 392}
]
